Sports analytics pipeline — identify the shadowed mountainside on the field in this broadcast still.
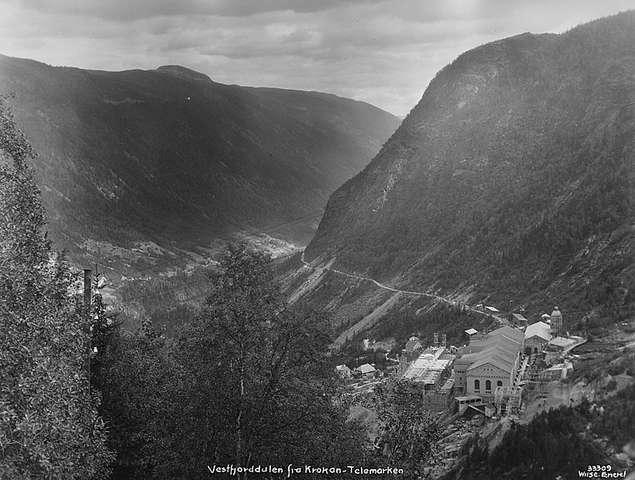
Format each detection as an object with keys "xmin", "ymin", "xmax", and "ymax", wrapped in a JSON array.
[
  {"xmin": 287, "ymin": 12, "xmax": 633, "ymax": 341},
  {"xmin": 0, "ymin": 56, "xmax": 399, "ymax": 275}
]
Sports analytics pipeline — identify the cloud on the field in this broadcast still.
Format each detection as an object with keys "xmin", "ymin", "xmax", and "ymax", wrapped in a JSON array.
[
  {"xmin": 0, "ymin": 0, "xmax": 632, "ymax": 115},
  {"xmin": 10, "ymin": 0, "xmax": 386, "ymax": 20}
]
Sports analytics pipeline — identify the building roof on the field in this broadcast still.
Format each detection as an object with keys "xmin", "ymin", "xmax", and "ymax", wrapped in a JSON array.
[
  {"xmin": 461, "ymin": 326, "xmax": 523, "ymax": 374},
  {"xmin": 403, "ymin": 347, "xmax": 455, "ymax": 383},
  {"xmin": 525, "ymin": 321, "xmax": 552, "ymax": 342},
  {"xmin": 456, "ymin": 395, "xmax": 483, "ymax": 402},
  {"xmin": 549, "ymin": 336, "xmax": 575, "ymax": 349},
  {"xmin": 356, "ymin": 363, "xmax": 376, "ymax": 374},
  {"xmin": 466, "ymin": 349, "xmax": 516, "ymax": 373},
  {"xmin": 465, "ymin": 328, "xmax": 478, "ymax": 335},
  {"xmin": 404, "ymin": 336, "xmax": 423, "ymax": 353},
  {"xmin": 485, "ymin": 306, "xmax": 500, "ymax": 313},
  {"xmin": 335, "ymin": 364, "xmax": 351, "ymax": 372},
  {"xmin": 488, "ymin": 325, "xmax": 525, "ymax": 342},
  {"xmin": 512, "ymin": 313, "xmax": 528, "ymax": 323}
]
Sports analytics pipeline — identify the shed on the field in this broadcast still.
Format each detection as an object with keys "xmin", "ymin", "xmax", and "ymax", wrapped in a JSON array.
[{"xmin": 356, "ymin": 363, "xmax": 377, "ymax": 378}]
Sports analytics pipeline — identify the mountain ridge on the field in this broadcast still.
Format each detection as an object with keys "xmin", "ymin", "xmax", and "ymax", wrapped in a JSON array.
[
  {"xmin": 0, "ymin": 53, "xmax": 399, "ymax": 275},
  {"xmin": 289, "ymin": 11, "xmax": 633, "ymax": 340}
]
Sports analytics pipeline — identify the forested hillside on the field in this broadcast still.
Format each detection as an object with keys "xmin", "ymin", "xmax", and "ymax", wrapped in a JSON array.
[
  {"xmin": 304, "ymin": 12, "xmax": 634, "ymax": 316},
  {"xmin": 0, "ymin": 56, "xmax": 398, "ymax": 275}
]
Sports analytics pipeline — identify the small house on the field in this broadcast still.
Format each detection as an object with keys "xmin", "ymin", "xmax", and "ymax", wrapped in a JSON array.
[
  {"xmin": 355, "ymin": 363, "xmax": 377, "ymax": 379},
  {"xmin": 335, "ymin": 364, "xmax": 352, "ymax": 379},
  {"xmin": 511, "ymin": 313, "xmax": 528, "ymax": 327}
]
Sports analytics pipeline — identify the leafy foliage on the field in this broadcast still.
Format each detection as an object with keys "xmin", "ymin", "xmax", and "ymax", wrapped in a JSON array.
[
  {"xmin": 373, "ymin": 380, "xmax": 441, "ymax": 479},
  {"xmin": 93, "ymin": 244, "xmax": 368, "ymax": 479},
  {"xmin": 588, "ymin": 384, "xmax": 635, "ymax": 449},
  {"xmin": 454, "ymin": 406, "xmax": 605, "ymax": 480},
  {"xmin": 0, "ymin": 98, "xmax": 113, "ymax": 479}
]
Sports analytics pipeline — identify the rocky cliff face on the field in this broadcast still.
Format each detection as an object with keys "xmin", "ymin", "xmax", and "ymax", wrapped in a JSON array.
[
  {"xmin": 0, "ymin": 55, "xmax": 399, "ymax": 274},
  {"xmin": 294, "ymin": 12, "xmax": 633, "ymax": 335}
]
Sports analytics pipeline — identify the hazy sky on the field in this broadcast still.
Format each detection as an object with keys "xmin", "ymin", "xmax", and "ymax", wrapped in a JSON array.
[{"xmin": 0, "ymin": 0, "xmax": 631, "ymax": 116}]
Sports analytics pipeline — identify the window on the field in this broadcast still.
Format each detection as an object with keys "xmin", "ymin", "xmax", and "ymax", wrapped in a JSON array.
[
  {"xmin": 485, "ymin": 380, "xmax": 491, "ymax": 392},
  {"xmin": 497, "ymin": 380, "xmax": 503, "ymax": 387},
  {"xmin": 474, "ymin": 379, "xmax": 480, "ymax": 392}
]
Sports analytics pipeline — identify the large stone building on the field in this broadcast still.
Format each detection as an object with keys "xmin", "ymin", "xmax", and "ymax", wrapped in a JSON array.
[
  {"xmin": 453, "ymin": 326, "xmax": 524, "ymax": 401},
  {"xmin": 524, "ymin": 321, "xmax": 552, "ymax": 354}
]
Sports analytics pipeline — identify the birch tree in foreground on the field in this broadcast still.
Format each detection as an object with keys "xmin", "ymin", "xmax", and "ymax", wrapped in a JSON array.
[{"xmin": 0, "ymin": 99, "xmax": 113, "ymax": 479}]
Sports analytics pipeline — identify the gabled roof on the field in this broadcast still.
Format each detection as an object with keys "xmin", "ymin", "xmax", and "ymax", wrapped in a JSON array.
[
  {"xmin": 488, "ymin": 325, "xmax": 524, "ymax": 342},
  {"xmin": 461, "ymin": 326, "xmax": 522, "ymax": 374},
  {"xmin": 465, "ymin": 328, "xmax": 478, "ymax": 335},
  {"xmin": 356, "ymin": 363, "xmax": 376, "ymax": 374},
  {"xmin": 467, "ymin": 353, "xmax": 514, "ymax": 373},
  {"xmin": 525, "ymin": 321, "xmax": 551, "ymax": 342}
]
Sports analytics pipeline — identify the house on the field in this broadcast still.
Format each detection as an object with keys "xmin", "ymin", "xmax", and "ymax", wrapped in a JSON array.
[
  {"xmin": 524, "ymin": 321, "xmax": 552, "ymax": 354},
  {"xmin": 511, "ymin": 313, "xmax": 528, "ymax": 327},
  {"xmin": 355, "ymin": 363, "xmax": 377, "ymax": 379},
  {"xmin": 335, "ymin": 364, "xmax": 352, "ymax": 379},
  {"xmin": 539, "ymin": 362, "xmax": 572, "ymax": 381},
  {"xmin": 362, "ymin": 338, "xmax": 374, "ymax": 351},
  {"xmin": 373, "ymin": 337, "xmax": 397, "ymax": 352},
  {"xmin": 545, "ymin": 336, "xmax": 577, "ymax": 364},
  {"xmin": 548, "ymin": 336, "xmax": 576, "ymax": 350}
]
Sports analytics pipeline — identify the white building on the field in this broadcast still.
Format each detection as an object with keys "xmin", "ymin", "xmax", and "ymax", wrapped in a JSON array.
[
  {"xmin": 355, "ymin": 363, "xmax": 377, "ymax": 379},
  {"xmin": 335, "ymin": 364, "xmax": 352, "ymax": 379},
  {"xmin": 524, "ymin": 321, "xmax": 552, "ymax": 354},
  {"xmin": 454, "ymin": 326, "xmax": 524, "ymax": 401}
]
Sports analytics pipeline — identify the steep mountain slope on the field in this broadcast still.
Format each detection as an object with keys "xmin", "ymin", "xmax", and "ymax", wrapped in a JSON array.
[
  {"xmin": 0, "ymin": 56, "xmax": 399, "ymax": 274},
  {"xmin": 294, "ymin": 12, "xmax": 634, "ymax": 337}
]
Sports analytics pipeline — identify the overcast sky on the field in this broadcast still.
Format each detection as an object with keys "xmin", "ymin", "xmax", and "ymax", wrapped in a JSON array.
[{"xmin": 0, "ymin": 0, "xmax": 631, "ymax": 116}]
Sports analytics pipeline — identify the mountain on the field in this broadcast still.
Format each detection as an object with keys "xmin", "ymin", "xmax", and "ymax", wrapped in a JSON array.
[
  {"xmin": 0, "ymin": 55, "xmax": 399, "ymax": 275},
  {"xmin": 286, "ymin": 12, "xmax": 634, "ymax": 344}
]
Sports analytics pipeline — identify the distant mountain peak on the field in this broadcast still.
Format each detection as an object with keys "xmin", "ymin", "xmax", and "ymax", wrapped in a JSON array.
[{"xmin": 155, "ymin": 65, "xmax": 213, "ymax": 83}]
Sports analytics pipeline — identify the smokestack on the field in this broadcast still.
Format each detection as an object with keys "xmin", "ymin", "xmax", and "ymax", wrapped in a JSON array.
[{"xmin": 83, "ymin": 269, "xmax": 92, "ymax": 317}]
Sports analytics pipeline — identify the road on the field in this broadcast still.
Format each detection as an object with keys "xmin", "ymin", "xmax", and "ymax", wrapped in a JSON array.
[{"xmin": 299, "ymin": 251, "xmax": 507, "ymax": 325}]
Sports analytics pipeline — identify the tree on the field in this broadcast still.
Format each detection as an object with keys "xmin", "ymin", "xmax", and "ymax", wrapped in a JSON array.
[
  {"xmin": 167, "ymin": 243, "xmax": 367, "ymax": 479},
  {"xmin": 373, "ymin": 379, "xmax": 441, "ymax": 479},
  {"xmin": 0, "ymin": 98, "xmax": 113, "ymax": 479},
  {"xmin": 91, "ymin": 315, "xmax": 177, "ymax": 479}
]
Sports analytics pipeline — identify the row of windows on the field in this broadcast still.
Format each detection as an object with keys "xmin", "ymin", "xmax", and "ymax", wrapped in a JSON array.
[{"xmin": 474, "ymin": 379, "xmax": 503, "ymax": 392}]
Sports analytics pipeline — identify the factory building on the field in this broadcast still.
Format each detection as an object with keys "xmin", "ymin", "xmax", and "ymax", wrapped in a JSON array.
[
  {"xmin": 453, "ymin": 326, "xmax": 524, "ymax": 402},
  {"xmin": 524, "ymin": 321, "xmax": 552, "ymax": 354},
  {"xmin": 402, "ymin": 346, "xmax": 456, "ymax": 412}
]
